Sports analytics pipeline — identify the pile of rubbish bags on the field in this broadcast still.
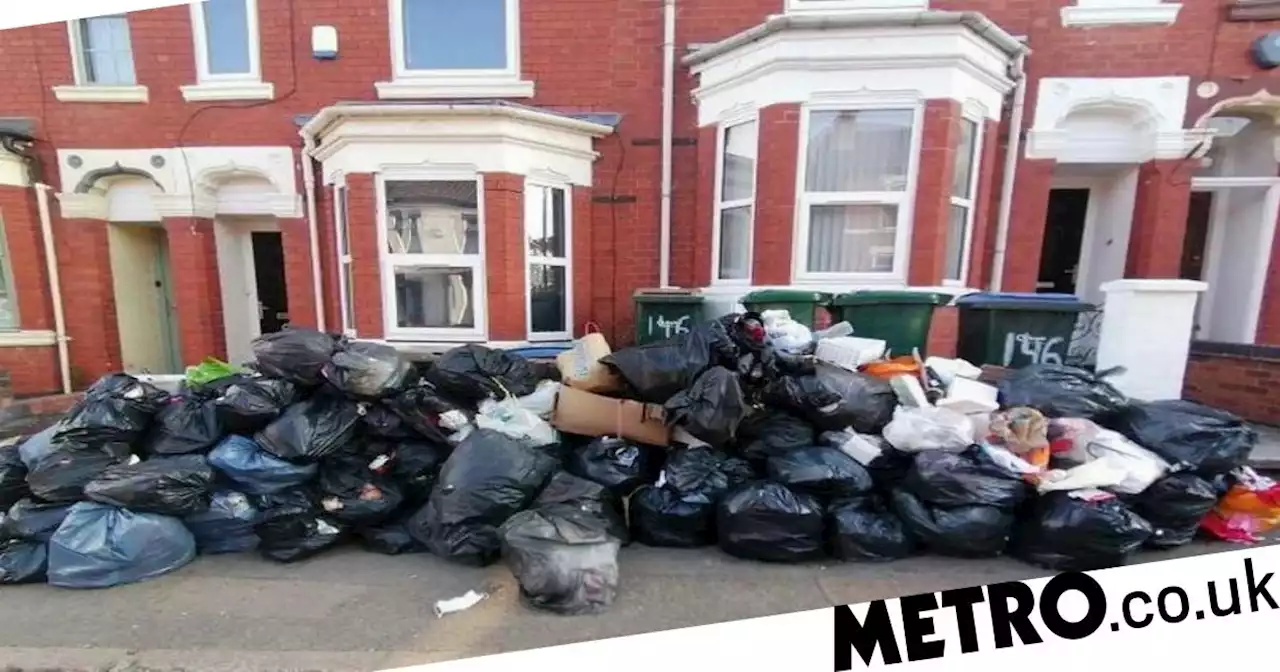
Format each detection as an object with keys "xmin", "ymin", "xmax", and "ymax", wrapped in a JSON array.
[{"xmin": 0, "ymin": 312, "xmax": 1275, "ymax": 616}]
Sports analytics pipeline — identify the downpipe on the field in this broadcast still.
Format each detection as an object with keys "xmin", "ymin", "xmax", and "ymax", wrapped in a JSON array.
[
  {"xmin": 34, "ymin": 183, "xmax": 72, "ymax": 394},
  {"xmin": 300, "ymin": 133, "xmax": 326, "ymax": 332},
  {"xmin": 991, "ymin": 51, "xmax": 1029, "ymax": 292},
  {"xmin": 658, "ymin": 0, "xmax": 676, "ymax": 288}
]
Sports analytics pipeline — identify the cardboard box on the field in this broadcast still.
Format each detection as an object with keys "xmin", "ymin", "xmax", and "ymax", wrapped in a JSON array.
[
  {"xmin": 551, "ymin": 385, "xmax": 670, "ymax": 447},
  {"xmin": 556, "ymin": 333, "xmax": 625, "ymax": 394}
]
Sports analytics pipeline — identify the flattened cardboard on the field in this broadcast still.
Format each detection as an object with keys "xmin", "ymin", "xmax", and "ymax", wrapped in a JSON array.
[{"xmin": 551, "ymin": 386, "xmax": 670, "ymax": 447}]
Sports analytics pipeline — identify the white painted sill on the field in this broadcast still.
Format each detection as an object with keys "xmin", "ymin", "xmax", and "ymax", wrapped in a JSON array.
[
  {"xmin": 1060, "ymin": 3, "xmax": 1182, "ymax": 26},
  {"xmin": 0, "ymin": 330, "xmax": 57, "ymax": 348},
  {"xmin": 180, "ymin": 81, "xmax": 275, "ymax": 102},
  {"xmin": 375, "ymin": 77, "xmax": 536, "ymax": 100},
  {"xmin": 51, "ymin": 85, "xmax": 149, "ymax": 104}
]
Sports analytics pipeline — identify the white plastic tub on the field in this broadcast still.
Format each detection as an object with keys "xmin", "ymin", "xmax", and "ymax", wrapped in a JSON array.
[
  {"xmin": 935, "ymin": 376, "xmax": 999, "ymax": 415},
  {"xmin": 815, "ymin": 336, "xmax": 888, "ymax": 371}
]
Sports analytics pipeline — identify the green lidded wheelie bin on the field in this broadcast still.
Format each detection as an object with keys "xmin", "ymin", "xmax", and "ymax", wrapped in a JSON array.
[
  {"xmin": 633, "ymin": 289, "xmax": 709, "ymax": 346},
  {"xmin": 739, "ymin": 289, "xmax": 831, "ymax": 329},
  {"xmin": 830, "ymin": 290, "xmax": 952, "ymax": 358},
  {"xmin": 954, "ymin": 292, "xmax": 1095, "ymax": 369}
]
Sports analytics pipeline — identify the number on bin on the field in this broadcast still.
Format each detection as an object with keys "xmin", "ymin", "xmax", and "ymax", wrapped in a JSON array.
[
  {"xmin": 648, "ymin": 314, "xmax": 691, "ymax": 340},
  {"xmin": 1002, "ymin": 332, "xmax": 1064, "ymax": 367}
]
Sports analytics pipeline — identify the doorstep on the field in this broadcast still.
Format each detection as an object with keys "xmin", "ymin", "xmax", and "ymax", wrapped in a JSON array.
[{"xmin": 1249, "ymin": 424, "xmax": 1280, "ymax": 471}]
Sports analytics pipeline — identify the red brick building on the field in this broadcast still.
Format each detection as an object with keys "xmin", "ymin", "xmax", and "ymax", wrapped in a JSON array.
[{"xmin": 0, "ymin": 0, "xmax": 1278, "ymax": 420}]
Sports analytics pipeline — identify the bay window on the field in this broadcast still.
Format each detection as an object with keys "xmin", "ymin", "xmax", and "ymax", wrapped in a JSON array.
[
  {"xmin": 381, "ymin": 177, "xmax": 486, "ymax": 340},
  {"xmin": 797, "ymin": 107, "xmax": 919, "ymax": 281},
  {"xmin": 713, "ymin": 119, "xmax": 758, "ymax": 283},
  {"xmin": 525, "ymin": 182, "xmax": 572, "ymax": 340},
  {"xmin": 944, "ymin": 118, "xmax": 981, "ymax": 284}
]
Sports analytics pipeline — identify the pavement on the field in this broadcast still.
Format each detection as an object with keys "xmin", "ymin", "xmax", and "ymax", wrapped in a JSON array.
[{"xmin": 0, "ymin": 537, "xmax": 1275, "ymax": 672}]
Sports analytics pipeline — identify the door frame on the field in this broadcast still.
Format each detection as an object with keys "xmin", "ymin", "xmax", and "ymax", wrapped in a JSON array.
[
  {"xmin": 1188, "ymin": 176, "xmax": 1280, "ymax": 344},
  {"xmin": 216, "ymin": 217, "xmax": 282, "ymax": 365},
  {"xmin": 1046, "ymin": 178, "xmax": 1102, "ymax": 298}
]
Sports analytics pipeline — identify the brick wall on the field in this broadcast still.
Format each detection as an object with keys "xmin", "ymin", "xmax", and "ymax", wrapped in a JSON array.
[{"xmin": 1184, "ymin": 345, "xmax": 1280, "ymax": 426}]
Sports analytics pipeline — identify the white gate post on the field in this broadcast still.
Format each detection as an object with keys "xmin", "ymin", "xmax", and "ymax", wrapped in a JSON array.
[{"xmin": 1095, "ymin": 279, "xmax": 1208, "ymax": 401}]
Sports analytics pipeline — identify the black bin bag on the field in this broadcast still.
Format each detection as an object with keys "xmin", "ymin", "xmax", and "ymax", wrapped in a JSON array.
[
  {"xmin": 601, "ymin": 325, "xmax": 728, "ymax": 404},
  {"xmin": 142, "ymin": 393, "xmax": 224, "ymax": 457},
  {"xmin": 407, "ymin": 429, "xmax": 559, "ymax": 566},
  {"xmin": 997, "ymin": 364, "xmax": 1128, "ymax": 424},
  {"xmin": 763, "ymin": 365, "xmax": 896, "ymax": 435},
  {"xmin": 717, "ymin": 481, "xmax": 825, "ymax": 563},
  {"xmin": 316, "ymin": 452, "xmax": 405, "ymax": 528},
  {"xmin": 323, "ymin": 340, "xmax": 417, "ymax": 399},
  {"xmin": 373, "ymin": 440, "xmax": 449, "ymax": 506},
  {"xmin": 55, "ymin": 373, "xmax": 170, "ymax": 446},
  {"xmin": 0, "ymin": 441, "xmax": 29, "ymax": 512},
  {"xmin": 891, "ymin": 489, "xmax": 1013, "ymax": 558},
  {"xmin": 736, "ymin": 411, "xmax": 814, "ymax": 463},
  {"xmin": 565, "ymin": 437, "xmax": 658, "ymax": 498},
  {"xmin": 253, "ymin": 498, "xmax": 346, "ymax": 564},
  {"xmin": 1011, "ymin": 491, "xmax": 1153, "ymax": 572},
  {"xmin": 425, "ymin": 344, "xmax": 545, "ymax": 403},
  {"xmin": 767, "ymin": 446, "xmax": 874, "ymax": 500},
  {"xmin": 386, "ymin": 383, "xmax": 472, "ymax": 445},
  {"xmin": 500, "ymin": 505, "xmax": 622, "ymax": 616},
  {"xmin": 2, "ymin": 498, "xmax": 73, "ymax": 542},
  {"xmin": 356, "ymin": 515, "xmax": 425, "ymax": 556},
  {"xmin": 362, "ymin": 404, "xmax": 418, "ymax": 441},
  {"xmin": 663, "ymin": 367, "xmax": 748, "ymax": 449},
  {"xmin": 902, "ymin": 447, "xmax": 1030, "ymax": 511},
  {"xmin": 214, "ymin": 378, "xmax": 298, "ymax": 435},
  {"xmin": 827, "ymin": 496, "xmax": 915, "ymax": 562},
  {"xmin": 25, "ymin": 439, "xmax": 131, "ymax": 504},
  {"xmin": 183, "ymin": 490, "xmax": 260, "ymax": 555},
  {"xmin": 207, "ymin": 435, "xmax": 318, "ymax": 495},
  {"xmin": 663, "ymin": 446, "xmax": 752, "ymax": 500},
  {"xmin": 84, "ymin": 455, "xmax": 216, "ymax": 517},
  {"xmin": 629, "ymin": 485, "xmax": 716, "ymax": 548},
  {"xmin": 1114, "ymin": 400, "xmax": 1257, "ymax": 477},
  {"xmin": 1128, "ymin": 472, "xmax": 1218, "ymax": 549},
  {"xmin": 536, "ymin": 471, "xmax": 628, "ymax": 545},
  {"xmin": 255, "ymin": 394, "xmax": 363, "ymax": 463},
  {"xmin": 47, "ymin": 502, "xmax": 197, "ymax": 589},
  {"xmin": 251, "ymin": 328, "xmax": 339, "ymax": 387},
  {"xmin": 0, "ymin": 540, "xmax": 47, "ymax": 584}
]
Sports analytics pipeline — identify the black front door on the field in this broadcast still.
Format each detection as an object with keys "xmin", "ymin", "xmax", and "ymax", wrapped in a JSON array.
[
  {"xmin": 252, "ymin": 232, "xmax": 290, "ymax": 334},
  {"xmin": 1037, "ymin": 189, "xmax": 1091, "ymax": 295}
]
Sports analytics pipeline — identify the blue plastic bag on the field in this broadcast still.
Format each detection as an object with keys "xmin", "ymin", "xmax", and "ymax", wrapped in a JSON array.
[
  {"xmin": 47, "ymin": 502, "xmax": 196, "ymax": 589},
  {"xmin": 207, "ymin": 435, "xmax": 318, "ymax": 495},
  {"xmin": 184, "ymin": 490, "xmax": 261, "ymax": 554}
]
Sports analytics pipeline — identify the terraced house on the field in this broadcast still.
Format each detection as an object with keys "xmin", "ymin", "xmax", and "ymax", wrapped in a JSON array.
[{"xmin": 0, "ymin": 0, "xmax": 1278, "ymax": 423}]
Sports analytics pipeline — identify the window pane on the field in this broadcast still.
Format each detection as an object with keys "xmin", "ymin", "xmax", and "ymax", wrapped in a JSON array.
[
  {"xmin": 806, "ymin": 204, "xmax": 897, "ymax": 274},
  {"xmin": 402, "ymin": 0, "xmax": 508, "ymax": 71},
  {"xmin": 721, "ymin": 121, "xmax": 757, "ymax": 202},
  {"xmin": 385, "ymin": 181, "xmax": 480, "ymax": 255},
  {"xmin": 529, "ymin": 264, "xmax": 567, "ymax": 334},
  {"xmin": 944, "ymin": 204, "xmax": 969, "ymax": 282},
  {"xmin": 718, "ymin": 205, "xmax": 752, "ymax": 281},
  {"xmin": 203, "ymin": 0, "xmax": 251, "ymax": 75},
  {"xmin": 805, "ymin": 109, "xmax": 913, "ymax": 193},
  {"xmin": 341, "ymin": 263, "xmax": 355, "ymax": 330},
  {"xmin": 526, "ymin": 186, "xmax": 566, "ymax": 258},
  {"xmin": 0, "ymin": 218, "xmax": 12, "ymax": 329},
  {"xmin": 336, "ymin": 186, "xmax": 350, "ymax": 256},
  {"xmin": 952, "ymin": 119, "xmax": 978, "ymax": 198},
  {"xmin": 394, "ymin": 266, "xmax": 476, "ymax": 329},
  {"xmin": 80, "ymin": 16, "xmax": 137, "ymax": 85}
]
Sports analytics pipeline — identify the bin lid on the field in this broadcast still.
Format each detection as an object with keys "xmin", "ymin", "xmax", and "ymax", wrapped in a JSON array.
[
  {"xmin": 633, "ymin": 288, "xmax": 705, "ymax": 304},
  {"xmin": 740, "ymin": 289, "xmax": 831, "ymax": 303},
  {"xmin": 955, "ymin": 291, "xmax": 1096, "ymax": 311},
  {"xmin": 832, "ymin": 290, "xmax": 952, "ymax": 306},
  {"xmin": 505, "ymin": 345, "xmax": 571, "ymax": 360}
]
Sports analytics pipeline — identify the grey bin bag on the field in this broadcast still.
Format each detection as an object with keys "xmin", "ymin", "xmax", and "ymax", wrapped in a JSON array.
[{"xmin": 47, "ymin": 502, "xmax": 197, "ymax": 589}]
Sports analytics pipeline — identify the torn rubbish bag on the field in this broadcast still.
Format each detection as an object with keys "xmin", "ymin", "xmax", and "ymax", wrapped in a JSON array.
[
  {"xmin": 1128, "ymin": 472, "xmax": 1218, "ymax": 549},
  {"xmin": 827, "ymin": 496, "xmax": 916, "ymax": 561},
  {"xmin": 0, "ymin": 442, "xmax": 28, "ymax": 512},
  {"xmin": 902, "ymin": 447, "xmax": 1030, "ymax": 510},
  {"xmin": 565, "ymin": 437, "xmax": 658, "ymax": 498},
  {"xmin": 890, "ymin": 489, "xmax": 1014, "ymax": 557},
  {"xmin": 386, "ymin": 383, "xmax": 473, "ymax": 445},
  {"xmin": 47, "ymin": 502, "xmax": 197, "ymax": 589},
  {"xmin": 1, "ymin": 498, "xmax": 73, "ymax": 542},
  {"xmin": 322, "ymin": 340, "xmax": 417, "ymax": 399},
  {"xmin": 716, "ymin": 482, "xmax": 825, "ymax": 563},
  {"xmin": 474, "ymin": 397, "xmax": 558, "ymax": 449},
  {"xmin": 600, "ymin": 325, "xmax": 728, "ymax": 404},
  {"xmin": 376, "ymin": 441, "xmax": 448, "ymax": 506},
  {"xmin": 254, "ymin": 503, "xmax": 346, "ymax": 564},
  {"xmin": 766, "ymin": 446, "xmax": 874, "ymax": 500},
  {"xmin": 628, "ymin": 485, "xmax": 716, "ymax": 548},
  {"xmin": 0, "ymin": 540, "xmax": 47, "ymax": 585},
  {"xmin": 500, "ymin": 505, "xmax": 622, "ymax": 615},
  {"xmin": 84, "ymin": 455, "xmax": 216, "ymax": 517},
  {"xmin": 996, "ymin": 364, "xmax": 1128, "ymax": 423},
  {"xmin": 425, "ymin": 344, "xmax": 547, "ymax": 404},
  {"xmin": 254, "ymin": 394, "xmax": 364, "ymax": 462},
  {"xmin": 663, "ymin": 367, "xmax": 748, "ymax": 448},
  {"xmin": 763, "ymin": 364, "xmax": 896, "ymax": 434},
  {"xmin": 250, "ymin": 328, "xmax": 338, "ymax": 387},
  {"xmin": 214, "ymin": 378, "xmax": 298, "ymax": 435},
  {"xmin": 535, "ymin": 471, "xmax": 628, "ymax": 544},
  {"xmin": 1200, "ymin": 468, "xmax": 1280, "ymax": 543},
  {"xmin": 207, "ymin": 435, "xmax": 318, "ymax": 495},
  {"xmin": 54, "ymin": 373, "xmax": 170, "ymax": 446},
  {"xmin": 183, "ymin": 490, "xmax": 261, "ymax": 555},
  {"xmin": 1114, "ymin": 400, "xmax": 1257, "ymax": 477},
  {"xmin": 316, "ymin": 453, "xmax": 405, "ymax": 528},
  {"xmin": 408, "ymin": 429, "xmax": 559, "ymax": 567},
  {"xmin": 25, "ymin": 440, "xmax": 130, "ymax": 504},
  {"xmin": 1046, "ymin": 418, "xmax": 1171, "ymax": 495},
  {"xmin": 1012, "ymin": 490, "xmax": 1153, "ymax": 572}
]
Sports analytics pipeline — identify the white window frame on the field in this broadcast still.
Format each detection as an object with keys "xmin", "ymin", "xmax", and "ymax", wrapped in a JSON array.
[
  {"xmin": 711, "ymin": 114, "xmax": 759, "ymax": 287},
  {"xmin": 53, "ymin": 15, "xmax": 149, "ymax": 103},
  {"xmin": 784, "ymin": 0, "xmax": 929, "ymax": 14},
  {"xmin": 944, "ymin": 114, "xmax": 984, "ymax": 287},
  {"xmin": 376, "ymin": 167, "xmax": 488, "ymax": 342},
  {"xmin": 792, "ymin": 96, "xmax": 924, "ymax": 285},
  {"xmin": 378, "ymin": 0, "xmax": 533, "ymax": 100},
  {"xmin": 333, "ymin": 176, "xmax": 356, "ymax": 337},
  {"xmin": 524, "ymin": 177, "xmax": 573, "ymax": 342},
  {"xmin": 0, "ymin": 213, "xmax": 19, "ymax": 331},
  {"xmin": 182, "ymin": 0, "xmax": 274, "ymax": 102},
  {"xmin": 1060, "ymin": 0, "xmax": 1181, "ymax": 27}
]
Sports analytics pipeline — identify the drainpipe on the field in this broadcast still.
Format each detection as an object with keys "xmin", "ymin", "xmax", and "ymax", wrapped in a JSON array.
[
  {"xmin": 990, "ymin": 50, "xmax": 1029, "ymax": 292},
  {"xmin": 300, "ymin": 133, "xmax": 326, "ymax": 332},
  {"xmin": 34, "ymin": 184, "xmax": 72, "ymax": 394},
  {"xmin": 658, "ymin": 0, "xmax": 676, "ymax": 288}
]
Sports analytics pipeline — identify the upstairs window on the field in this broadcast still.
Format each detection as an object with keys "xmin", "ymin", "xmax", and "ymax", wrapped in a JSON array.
[
  {"xmin": 192, "ymin": 0, "xmax": 259, "ymax": 80},
  {"xmin": 71, "ymin": 15, "xmax": 137, "ymax": 86},
  {"xmin": 396, "ymin": 0, "xmax": 516, "ymax": 76}
]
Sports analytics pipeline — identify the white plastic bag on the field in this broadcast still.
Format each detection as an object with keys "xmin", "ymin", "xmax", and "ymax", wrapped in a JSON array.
[
  {"xmin": 760, "ymin": 310, "xmax": 814, "ymax": 354},
  {"xmin": 475, "ymin": 398, "xmax": 558, "ymax": 449},
  {"xmin": 1036, "ymin": 458, "xmax": 1134, "ymax": 494},
  {"xmin": 979, "ymin": 443, "xmax": 1042, "ymax": 476},
  {"xmin": 516, "ymin": 380, "xmax": 561, "ymax": 419},
  {"xmin": 882, "ymin": 406, "xmax": 975, "ymax": 453},
  {"xmin": 1050, "ymin": 418, "xmax": 1170, "ymax": 495}
]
